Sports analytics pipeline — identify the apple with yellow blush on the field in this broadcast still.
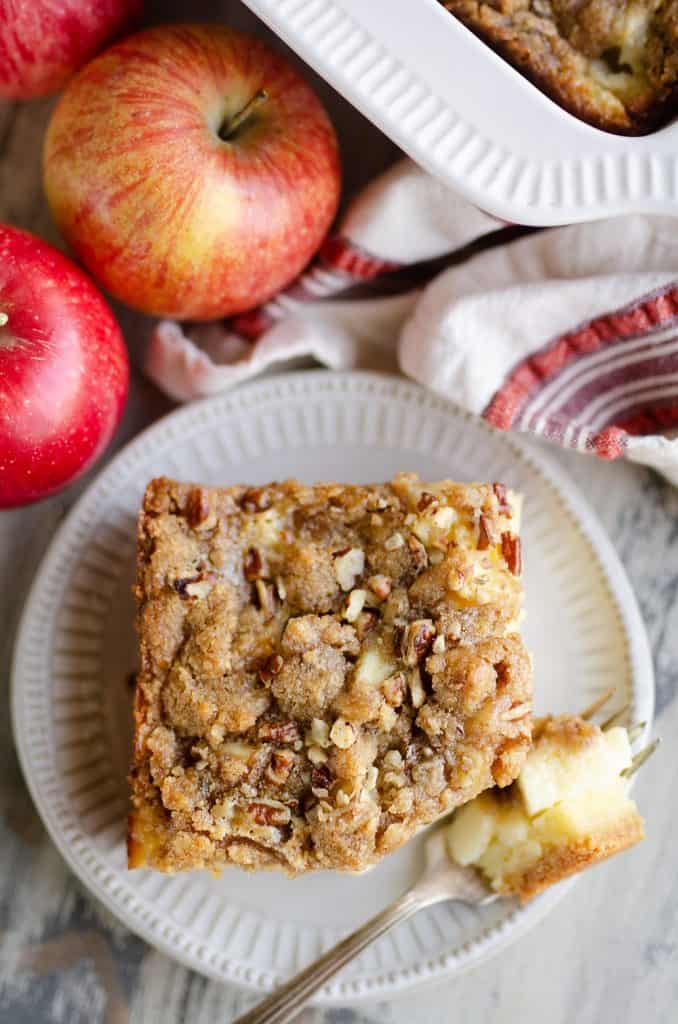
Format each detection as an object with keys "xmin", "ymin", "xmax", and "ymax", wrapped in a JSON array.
[
  {"xmin": 43, "ymin": 23, "xmax": 341, "ymax": 320},
  {"xmin": 0, "ymin": 0, "xmax": 142, "ymax": 99}
]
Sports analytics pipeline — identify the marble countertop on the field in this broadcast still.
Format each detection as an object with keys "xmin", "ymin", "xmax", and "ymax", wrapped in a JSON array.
[{"xmin": 1, "ymin": 2, "xmax": 676, "ymax": 1022}]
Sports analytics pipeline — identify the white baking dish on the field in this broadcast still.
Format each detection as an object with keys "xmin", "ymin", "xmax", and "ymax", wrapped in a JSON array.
[{"xmin": 242, "ymin": 0, "xmax": 678, "ymax": 226}]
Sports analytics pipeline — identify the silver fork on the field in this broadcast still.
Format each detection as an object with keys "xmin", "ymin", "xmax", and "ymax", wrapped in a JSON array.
[
  {"xmin": 235, "ymin": 709, "xmax": 657, "ymax": 1024},
  {"xmin": 233, "ymin": 825, "xmax": 496, "ymax": 1024}
]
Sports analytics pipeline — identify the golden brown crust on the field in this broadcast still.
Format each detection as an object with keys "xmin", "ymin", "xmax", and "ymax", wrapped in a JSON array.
[
  {"xmin": 443, "ymin": 0, "xmax": 678, "ymax": 134},
  {"xmin": 129, "ymin": 474, "xmax": 532, "ymax": 876},
  {"xmin": 531, "ymin": 713, "xmax": 600, "ymax": 750},
  {"xmin": 126, "ymin": 815, "xmax": 145, "ymax": 869},
  {"xmin": 505, "ymin": 811, "xmax": 645, "ymax": 901}
]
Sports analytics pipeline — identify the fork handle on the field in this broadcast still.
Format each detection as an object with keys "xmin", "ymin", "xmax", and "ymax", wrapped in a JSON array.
[{"xmin": 233, "ymin": 889, "xmax": 423, "ymax": 1024}]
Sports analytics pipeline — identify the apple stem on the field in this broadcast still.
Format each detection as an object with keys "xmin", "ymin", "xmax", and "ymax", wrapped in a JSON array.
[
  {"xmin": 219, "ymin": 89, "xmax": 268, "ymax": 141},
  {"xmin": 0, "ymin": 312, "xmax": 7, "ymax": 327}
]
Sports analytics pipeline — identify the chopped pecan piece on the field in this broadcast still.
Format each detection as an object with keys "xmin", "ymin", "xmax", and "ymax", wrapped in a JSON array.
[
  {"xmin": 260, "ymin": 653, "xmax": 284, "ymax": 683},
  {"xmin": 477, "ymin": 514, "xmax": 494, "ymax": 550},
  {"xmin": 311, "ymin": 764, "xmax": 331, "ymax": 795},
  {"xmin": 173, "ymin": 571, "xmax": 215, "ymax": 600},
  {"xmin": 382, "ymin": 672, "xmax": 406, "ymax": 707},
  {"xmin": 334, "ymin": 547, "xmax": 365, "ymax": 591},
  {"xmin": 402, "ymin": 619, "xmax": 436, "ymax": 666},
  {"xmin": 501, "ymin": 533, "xmax": 522, "ymax": 575},
  {"xmin": 241, "ymin": 487, "xmax": 271, "ymax": 512},
  {"xmin": 417, "ymin": 491, "xmax": 439, "ymax": 511},
  {"xmin": 248, "ymin": 801, "xmax": 291, "ymax": 826},
  {"xmin": 407, "ymin": 534, "xmax": 428, "ymax": 571},
  {"xmin": 185, "ymin": 487, "xmax": 210, "ymax": 528},
  {"xmin": 302, "ymin": 791, "xmax": 318, "ymax": 814},
  {"xmin": 244, "ymin": 547, "xmax": 263, "ymax": 581},
  {"xmin": 367, "ymin": 495, "xmax": 389, "ymax": 511},
  {"xmin": 258, "ymin": 720, "xmax": 301, "ymax": 744},
  {"xmin": 265, "ymin": 750, "xmax": 295, "ymax": 785},
  {"xmin": 355, "ymin": 609, "xmax": 379, "ymax": 641},
  {"xmin": 493, "ymin": 482, "xmax": 511, "ymax": 515},
  {"xmin": 255, "ymin": 579, "xmax": 278, "ymax": 616}
]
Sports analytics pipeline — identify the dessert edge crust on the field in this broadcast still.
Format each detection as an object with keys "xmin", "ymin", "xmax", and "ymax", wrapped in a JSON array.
[
  {"xmin": 128, "ymin": 473, "xmax": 532, "ymax": 876},
  {"xmin": 505, "ymin": 812, "xmax": 646, "ymax": 902}
]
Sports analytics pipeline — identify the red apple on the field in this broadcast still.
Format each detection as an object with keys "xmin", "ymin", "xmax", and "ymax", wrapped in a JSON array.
[
  {"xmin": 42, "ymin": 23, "xmax": 341, "ymax": 321},
  {"xmin": 0, "ymin": 224, "xmax": 129, "ymax": 508},
  {"xmin": 0, "ymin": 0, "xmax": 142, "ymax": 100}
]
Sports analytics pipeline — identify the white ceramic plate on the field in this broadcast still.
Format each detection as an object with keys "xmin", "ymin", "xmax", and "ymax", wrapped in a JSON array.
[
  {"xmin": 12, "ymin": 371, "xmax": 653, "ymax": 1003},
  {"xmin": 242, "ymin": 0, "xmax": 678, "ymax": 225}
]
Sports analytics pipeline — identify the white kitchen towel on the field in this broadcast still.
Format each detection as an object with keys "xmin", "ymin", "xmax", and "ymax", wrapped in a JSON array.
[{"xmin": 146, "ymin": 159, "xmax": 678, "ymax": 484}]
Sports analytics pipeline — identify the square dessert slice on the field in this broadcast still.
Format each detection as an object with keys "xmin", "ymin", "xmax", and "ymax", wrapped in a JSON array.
[
  {"xmin": 128, "ymin": 473, "xmax": 532, "ymax": 876},
  {"xmin": 446, "ymin": 715, "xmax": 645, "ymax": 901}
]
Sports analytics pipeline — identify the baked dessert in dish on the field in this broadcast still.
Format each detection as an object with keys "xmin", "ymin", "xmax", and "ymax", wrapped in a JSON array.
[
  {"xmin": 446, "ymin": 714, "xmax": 645, "ymax": 900},
  {"xmin": 442, "ymin": 0, "xmax": 678, "ymax": 134},
  {"xmin": 128, "ymin": 473, "xmax": 532, "ymax": 876}
]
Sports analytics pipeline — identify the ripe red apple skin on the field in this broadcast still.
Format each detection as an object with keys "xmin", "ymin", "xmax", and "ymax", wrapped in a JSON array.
[
  {"xmin": 0, "ymin": 224, "xmax": 129, "ymax": 508},
  {"xmin": 43, "ymin": 23, "xmax": 341, "ymax": 321},
  {"xmin": 0, "ymin": 0, "xmax": 142, "ymax": 100}
]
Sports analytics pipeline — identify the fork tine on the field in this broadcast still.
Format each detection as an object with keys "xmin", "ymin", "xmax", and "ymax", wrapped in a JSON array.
[
  {"xmin": 601, "ymin": 704, "xmax": 631, "ymax": 730},
  {"xmin": 627, "ymin": 721, "xmax": 647, "ymax": 744},
  {"xmin": 621, "ymin": 738, "xmax": 660, "ymax": 778},
  {"xmin": 580, "ymin": 688, "xmax": 615, "ymax": 720}
]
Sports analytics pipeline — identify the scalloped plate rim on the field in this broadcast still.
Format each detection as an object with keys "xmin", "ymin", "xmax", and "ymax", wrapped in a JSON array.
[{"xmin": 10, "ymin": 370, "xmax": 654, "ymax": 1003}]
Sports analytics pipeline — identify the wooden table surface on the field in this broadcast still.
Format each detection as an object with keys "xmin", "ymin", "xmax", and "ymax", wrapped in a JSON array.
[{"xmin": 1, "ymin": 3, "xmax": 677, "ymax": 1022}]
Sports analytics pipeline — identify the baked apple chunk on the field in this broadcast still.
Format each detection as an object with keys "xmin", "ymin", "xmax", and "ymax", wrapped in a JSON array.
[{"xmin": 446, "ymin": 714, "xmax": 645, "ymax": 901}]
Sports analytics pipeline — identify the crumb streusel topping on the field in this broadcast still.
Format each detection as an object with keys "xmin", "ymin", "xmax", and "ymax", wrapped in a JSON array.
[
  {"xmin": 128, "ymin": 473, "xmax": 532, "ymax": 875},
  {"xmin": 443, "ymin": 0, "xmax": 678, "ymax": 134}
]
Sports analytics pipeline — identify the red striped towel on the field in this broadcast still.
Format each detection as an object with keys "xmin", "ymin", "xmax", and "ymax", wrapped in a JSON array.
[{"xmin": 146, "ymin": 160, "xmax": 678, "ymax": 484}]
